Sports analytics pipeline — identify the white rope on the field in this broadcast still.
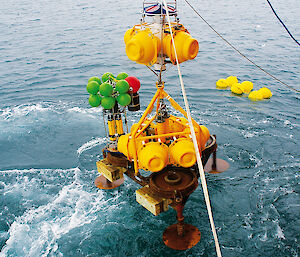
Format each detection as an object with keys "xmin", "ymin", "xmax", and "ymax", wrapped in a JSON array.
[{"xmin": 162, "ymin": 1, "xmax": 222, "ymax": 256}]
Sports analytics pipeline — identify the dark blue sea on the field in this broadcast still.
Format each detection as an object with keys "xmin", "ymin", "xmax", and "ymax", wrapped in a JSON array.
[{"xmin": 0, "ymin": 0, "xmax": 299, "ymax": 256}]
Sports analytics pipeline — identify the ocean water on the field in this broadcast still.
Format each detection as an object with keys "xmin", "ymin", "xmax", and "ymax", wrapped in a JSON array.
[{"xmin": 0, "ymin": 0, "xmax": 299, "ymax": 256}]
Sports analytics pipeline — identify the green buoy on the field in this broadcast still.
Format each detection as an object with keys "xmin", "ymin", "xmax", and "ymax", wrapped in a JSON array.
[
  {"xmin": 87, "ymin": 81, "xmax": 100, "ymax": 95},
  {"xmin": 89, "ymin": 94, "xmax": 101, "ymax": 107},
  {"xmin": 116, "ymin": 72, "xmax": 128, "ymax": 80},
  {"xmin": 115, "ymin": 80, "xmax": 129, "ymax": 94},
  {"xmin": 99, "ymin": 83, "xmax": 113, "ymax": 97},
  {"xmin": 101, "ymin": 96, "xmax": 116, "ymax": 109},
  {"xmin": 88, "ymin": 76, "xmax": 102, "ymax": 85},
  {"xmin": 102, "ymin": 72, "xmax": 114, "ymax": 83},
  {"xmin": 117, "ymin": 93, "xmax": 131, "ymax": 106}
]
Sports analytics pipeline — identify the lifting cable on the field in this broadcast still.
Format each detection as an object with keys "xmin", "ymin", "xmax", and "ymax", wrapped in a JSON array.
[
  {"xmin": 162, "ymin": 1, "xmax": 222, "ymax": 256},
  {"xmin": 183, "ymin": 0, "xmax": 300, "ymax": 93},
  {"xmin": 266, "ymin": 0, "xmax": 300, "ymax": 47}
]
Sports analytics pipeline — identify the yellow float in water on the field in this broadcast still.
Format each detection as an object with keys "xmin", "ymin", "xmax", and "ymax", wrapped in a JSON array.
[
  {"xmin": 248, "ymin": 90, "xmax": 264, "ymax": 101},
  {"xmin": 258, "ymin": 87, "xmax": 272, "ymax": 98},
  {"xmin": 240, "ymin": 81, "xmax": 253, "ymax": 94},
  {"xmin": 231, "ymin": 83, "xmax": 243, "ymax": 95},
  {"xmin": 226, "ymin": 76, "xmax": 238, "ymax": 87},
  {"xmin": 216, "ymin": 78, "xmax": 228, "ymax": 89}
]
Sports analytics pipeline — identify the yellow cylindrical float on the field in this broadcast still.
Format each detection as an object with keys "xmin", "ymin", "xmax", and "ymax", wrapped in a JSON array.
[
  {"xmin": 124, "ymin": 28, "xmax": 135, "ymax": 44},
  {"xmin": 138, "ymin": 142, "xmax": 168, "ymax": 172},
  {"xmin": 156, "ymin": 118, "xmax": 170, "ymax": 143},
  {"xmin": 125, "ymin": 30, "xmax": 159, "ymax": 65},
  {"xmin": 117, "ymin": 134, "xmax": 137, "ymax": 160},
  {"xmin": 169, "ymin": 138, "xmax": 196, "ymax": 168},
  {"xmin": 198, "ymin": 125, "xmax": 210, "ymax": 150},
  {"xmin": 181, "ymin": 124, "xmax": 210, "ymax": 151},
  {"xmin": 163, "ymin": 31, "xmax": 199, "ymax": 64},
  {"xmin": 168, "ymin": 115, "xmax": 187, "ymax": 132},
  {"xmin": 107, "ymin": 114, "xmax": 116, "ymax": 141},
  {"xmin": 115, "ymin": 114, "xmax": 124, "ymax": 136}
]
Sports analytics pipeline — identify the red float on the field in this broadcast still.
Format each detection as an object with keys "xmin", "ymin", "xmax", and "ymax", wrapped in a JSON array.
[{"xmin": 125, "ymin": 76, "xmax": 141, "ymax": 93}]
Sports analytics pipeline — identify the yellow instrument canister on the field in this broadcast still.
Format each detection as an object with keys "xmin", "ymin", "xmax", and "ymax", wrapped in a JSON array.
[
  {"xmin": 169, "ymin": 138, "xmax": 196, "ymax": 168},
  {"xmin": 156, "ymin": 118, "xmax": 170, "ymax": 143},
  {"xmin": 117, "ymin": 134, "xmax": 136, "ymax": 160},
  {"xmin": 107, "ymin": 114, "xmax": 116, "ymax": 141},
  {"xmin": 115, "ymin": 114, "xmax": 124, "ymax": 136},
  {"xmin": 163, "ymin": 31, "xmax": 199, "ymax": 64},
  {"xmin": 138, "ymin": 142, "xmax": 168, "ymax": 172},
  {"xmin": 125, "ymin": 30, "xmax": 158, "ymax": 65}
]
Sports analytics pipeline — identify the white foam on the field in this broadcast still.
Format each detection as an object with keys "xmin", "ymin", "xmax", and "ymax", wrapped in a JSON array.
[
  {"xmin": 77, "ymin": 137, "xmax": 107, "ymax": 155},
  {"xmin": 0, "ymin": 104, "xmax": 51, "ymax": 120},
  {"xmin": 275, "ymin": 223, "xmax": 285, "ymax": 239},
  {"xmin": 0, "ymin": 168, "xmax": 72, "ymax": 174},
  {"xmin": 0, "ymin": 167, "xmax": 114, "ymax": 257},
  {"xmin": 67, "ymin": 106, "xmax": 102, "ymax": 114}
]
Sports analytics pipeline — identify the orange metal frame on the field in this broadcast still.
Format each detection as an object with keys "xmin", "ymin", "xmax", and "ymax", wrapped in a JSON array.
[{"xmin": 130, "ymin": 82, "xmax": 200, "ymax": 175}]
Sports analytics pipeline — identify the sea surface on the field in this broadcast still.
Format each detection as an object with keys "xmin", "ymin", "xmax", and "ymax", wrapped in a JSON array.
[{"xmin": 0, "ymin": 0, "xmax": 299, "ymax": 256}]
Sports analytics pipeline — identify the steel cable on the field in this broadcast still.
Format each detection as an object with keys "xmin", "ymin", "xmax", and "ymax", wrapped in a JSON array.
[{"xmin": 184, "ymin": 0, "xmax": 300, "ymax": 93}]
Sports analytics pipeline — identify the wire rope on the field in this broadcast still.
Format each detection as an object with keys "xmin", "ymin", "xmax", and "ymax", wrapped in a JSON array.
[
  {"xmin": 162, "ymin": 1, "xmax": 222, "ymax": 256},
  {"xmin": 183, "ymin": 0, "xmax": 300, "ymax": 93},
  {"xmin": 266, "ymin": 0, "xmax": 300, "ymax": 47}
]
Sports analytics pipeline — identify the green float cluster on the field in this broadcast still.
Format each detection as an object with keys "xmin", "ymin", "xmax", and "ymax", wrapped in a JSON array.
[{"xmin": 86, "ymin": 72, "xmax": 132, "ymax": 109}]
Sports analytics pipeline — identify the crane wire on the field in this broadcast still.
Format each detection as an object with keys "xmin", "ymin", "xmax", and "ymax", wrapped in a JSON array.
[
  {"xmin": 162, "ymin": 1, "xmax": 222, "ymax": 256},
  {"xmin": 266, "ymin": 0, "xmax": 300, "ymax": 47},
  {"xmin": 183, "ymin": 0, "xmax": 300, "ymax": 93}
]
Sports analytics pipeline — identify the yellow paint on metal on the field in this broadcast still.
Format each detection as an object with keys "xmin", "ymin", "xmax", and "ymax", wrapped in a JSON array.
[
  {"xmin": 96, "ymin": 158, "xmax": 126, "ymax": 182},
  {"xmin": 136, "ymin": 185, "xmax": 170, "ymax": 216}
]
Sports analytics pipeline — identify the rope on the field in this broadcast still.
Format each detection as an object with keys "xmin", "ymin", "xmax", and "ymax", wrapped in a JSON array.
[
  {"xmin": 162, "ymin": 1, "xmax": 222, "ymax": 256},
  {"xmin": 183, "ymin": 0, "xmax": 300, "ymax": 93},
  {"xmin": 146, "ymin": 65, "xmax": 159, "ymax": 77},
  {"xmin": 266, "ymin": 0, "xmax": 300, "ymax": 47}
]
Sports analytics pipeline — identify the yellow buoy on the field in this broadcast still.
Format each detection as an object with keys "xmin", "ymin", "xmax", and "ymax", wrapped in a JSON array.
[
  {"xmin": 163, "ymin": 31, "xmax": 199, "ymax": 64},
  {"xmin": 258, "ymin": 87, "xmax": 272, "ymax": 98},
  {"xmin": 240, "ymin": 81, "xmax": 253, "ymax": 94},
  {"xmin": 125, "ymin": 30, "xmax": 158, "ymax": 65},
  {"xmin": 226, "ymin": 76, "xmax": 238, "ymax": 87},
  {"xmin": 231, "ymin": 83, "xmax": 243, "ymax": 95},
  {"xmin": 168, "ymin": 115, "xmax": 186, "ymax": 132},
  {"xmin": 124, "ymin": 28, "xmax": 135, "ymax": 44},
  {"xmin": 248, "ymin": 90, "xmax": 264, "ymax": 101},
  {"xmin": 138, "ymin": 142, "xmax": 169, "ymax": 172},
  {"xmin": 169, "ymin": 138, "xmax": 196, "ymax": 168},
  {"xmin": 216, "ymin": 79, "xmax": 228, "ymax": 89},
  {"xmin": 117, "ymin": 134, "xmax": 139, "ymax": 159},
  {"xmin": 198, "ymin": 125, "xmax": 210, "ymax": 150}
]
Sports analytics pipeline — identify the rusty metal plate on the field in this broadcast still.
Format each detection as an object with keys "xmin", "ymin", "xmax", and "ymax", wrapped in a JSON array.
[
  {"xmin": 106, "ymin": 152, "xmax": 128, "ymax": 167},
  {"xmin": 150, "ymin": 169, "xmax": 198, "ymax": 198},
  {"xmin": 204, "ymin": 158, "xmax": 230, "ymax": 174},
  {"xmin": 163, "ymin": 223, "xmax": 201, "ymax": 250},
  {"xmin": 94, "ymin": 175, "xmax": 124, "ymax": 190}
]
